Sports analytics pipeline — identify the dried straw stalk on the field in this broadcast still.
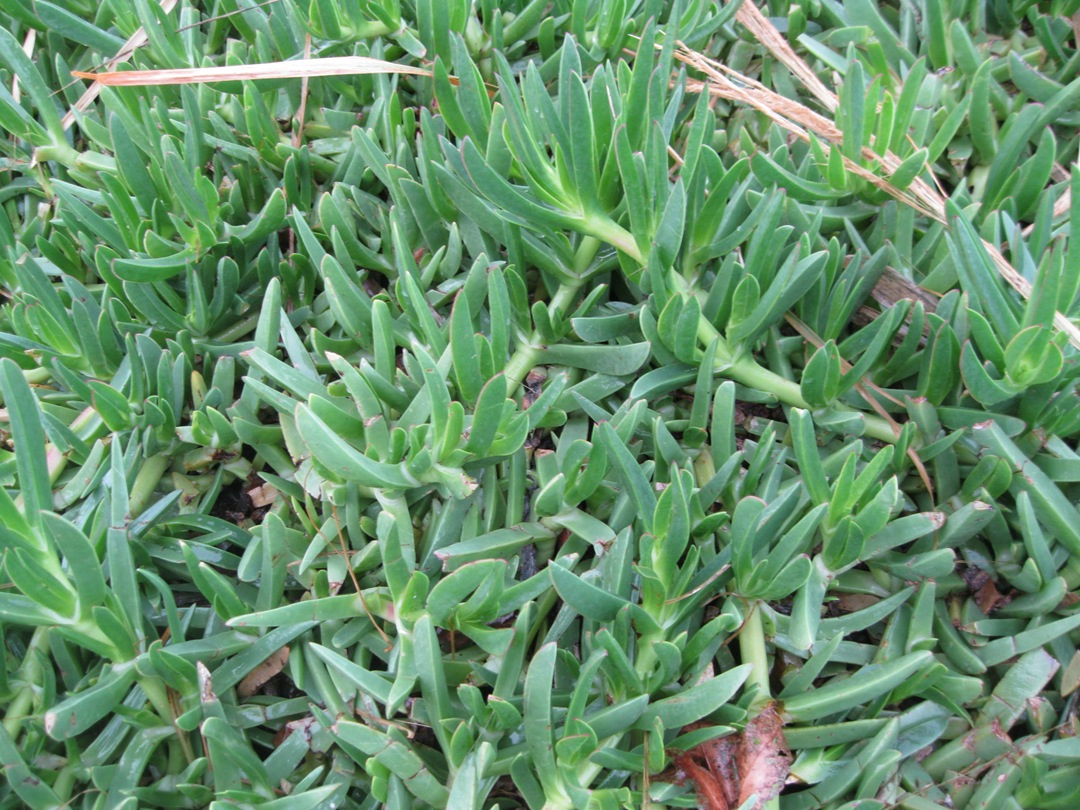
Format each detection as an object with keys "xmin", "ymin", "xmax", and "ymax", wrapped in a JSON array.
[{"xmin": 680, "ymin": 2, "xmax": 1080, "ymax": 349}]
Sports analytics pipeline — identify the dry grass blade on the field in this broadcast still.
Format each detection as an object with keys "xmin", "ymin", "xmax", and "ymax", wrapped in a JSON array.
[
  {"xmin": 292, "ymin": 34, "xmax": 313, "ymax": 149},
  {"xmin": 678, "ymin": 73, "xmax": 942, "ymax": 221},
  {"xmin": 61, "ymin": 0, "xmax": 178, "ymax": 129},
  {"xmin": 783, "ymin": 313, "xmax": 904, "ymax": 409},
  {"xmin": 718, "ymin": 3, "xmax": 938, "ymax": 213},
  {"xmin": 734, "ymin": 0, "xmax": 837, "ymax": 111},
  {"xmin": 709, "ymin": 4, "xmax": 1080, "ymax": 348},
  {"xmin": 71, "ymin": 56, "xmax": 434, "ymax": 86},
  {"xmin": 718, "ymin": 4, "xmax": 1080, "ymax": 347},
  {"xmin": 13, "ymin": 29, "xmax": 36, "ymax": 103},
  {"xmin": 676, "ymin": 32, "xmax": 1080, "ymax": 350},
  {"xmin": 1022, "ymin": 178, "xmax": 1072, "ymax": 237}
]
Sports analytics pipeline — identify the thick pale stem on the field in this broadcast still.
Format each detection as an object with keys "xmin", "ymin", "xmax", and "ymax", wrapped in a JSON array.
[
  {"xmin": 740, "ymin": 602, "xmax": 771, "ymax": 713},
  {"xmin": 727, "ymin": 354, "xmax": 900, "ymax": 444},
  {"xmin": 739, "ymin": 605, "xmax": 783, "ymax": 805},
  {"xmin": 12, "ymin": 407, "xmax": 100, "ymax": 512},
  {"xmin": 2, "ymin": 627, "xmax": 49, "ymax": 737},
  {"xmin": 504, "ymin": 235, "xmax": 601, "ymax": 395},
  {"xmin": 634, "ymin": 637, "xmax": 659, "ymax": 681},
  {"xmin": 665, "ymin": 269, "xmax": 903, "ymax": 443},
  {"xmin": 503, "ymin": 279, "xmax": 583, "ymax": 394},
  {"xmin": 52, "ymin": 763, "xmax": 78, "ymax": 802},
  {"xmin": 586, "ymin": 218, "xmax": 640, "ymax": 261},
  {"xmin": 34, "ymin": 142, "xmax": 81, "ymax": 168},
  {"xmin": 139, "ymin": 674, "xmax": 193, "ymax": 766},
  {"xmin": 518, "ymin": 220, "xmax": 902, "ymax": 441},
  {"xmin": 545, "ymin": 735, "xmax": 627, "ymax": 809},
  {"xmin": 503, "ymin": 343, "xmax": 541, "ymax": 394}
]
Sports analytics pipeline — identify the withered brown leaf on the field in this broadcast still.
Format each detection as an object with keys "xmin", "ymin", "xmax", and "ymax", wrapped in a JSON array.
[
  {"xmin": 675, "ymin": 752, "xmax": 732, "ymax": 810},
  {"xmin": 238, "ymin": 646, "xmax": 290, "ymax": 699},
  {"xmin": 974, "ymin": 579, "xmax": 1009, "ymax": 614},
  {"xmin": 675, "ymin": 705, "xmax": 791, "ymax": 810},
  {"xmin": 736, "ymin": 706, "xmax": 792, "ymax": 809},
  {"xmin": 962, "ymin": 565, "xmax": 1010, "ymax": 614}
]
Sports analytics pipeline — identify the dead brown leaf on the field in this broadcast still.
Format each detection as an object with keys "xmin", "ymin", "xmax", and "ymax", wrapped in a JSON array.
[
  {"xmin": 675, "ymin": 752, "xmax": 732, "ymax": 810},
  {"xmin": 707, "ymin": 735, "xmax": 740, "ymax": 808},
  {"xmin": 238, "ymin": 646, "xmax": 290, "ymax": 699},
  {"xmin": 273, "ymin": 715, "xmax": 316, "ymax": 748},
  {"xmin": 248, "ymin": 482, "xmax": 280, "ymax": 509},
  {"xmin": 522, "ymin": 369, "xmax": 546, "ymax": 409},
  {"xmin": 833, "ymin": 593, "xmax": 881, "ymax": 614},
  {"xmin": 961, "ymin": 566, "xmax": 992, "ymax": 593},
  {"xmin": 974, "ymin": 580, "xmax": 1008, "ymax": 614},
  {"xmin": 868, "ymin": 267, "xmax": 941, "ymax": 314},
  {"xmin": 197, "ymin": 661, "xmax": 215, "ymax": 702},
  {"xmin": 961, "ymin": 564, "xmax": 1010, "ymax": 614},
  {"xmin": 675, "ymin": 705, "xmax": 791, "ymax": 810},
  {"xmin": 736, "ymin": 706, "xmax": 792, "ymax": 809}
]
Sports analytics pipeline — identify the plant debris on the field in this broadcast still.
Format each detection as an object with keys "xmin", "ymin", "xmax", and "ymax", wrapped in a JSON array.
[{"xmin": 677, "ymin": 707, "xmax": 793, "ymax": 810}]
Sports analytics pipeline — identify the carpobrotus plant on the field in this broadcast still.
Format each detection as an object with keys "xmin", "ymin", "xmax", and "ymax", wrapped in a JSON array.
[{"xmin": 1, "ymin": 1, "xmax": 1080, "ymax": 808}]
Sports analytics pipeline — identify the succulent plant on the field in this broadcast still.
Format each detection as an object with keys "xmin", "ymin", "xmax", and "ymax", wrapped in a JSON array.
[{"xmin": 1, "ymin": 1, "xmax": 1080, "ymax": 808}]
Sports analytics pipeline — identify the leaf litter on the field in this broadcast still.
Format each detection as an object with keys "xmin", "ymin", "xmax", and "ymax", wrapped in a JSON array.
[{"xmin": 675, "ymin": 706, "xmax": 792, "ymax": 810}]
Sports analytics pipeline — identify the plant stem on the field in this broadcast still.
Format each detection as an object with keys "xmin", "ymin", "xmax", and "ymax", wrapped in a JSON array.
[
  {"xmin": 573, "ymin": 246, "xmax": 903, "ymax": 443},
  {"xmin": 34, "ymin": 142, "xmax": 81, "ymax": 168},
  {"xmin": 740, "ymin": 602, "xmax": 771, "ymax": 714},
  {"xmin": 634, "ymin": 636, "xmax": 660, "ymax": 681},
  {"xmin": 729, "ymin": 355, "xmax": 897, "ymax": 442},
  {"xmin": 0, "ymin": 367, "xmax": 50, "ymax": 405},
  {"xmin": 504, "ymin": 235, "xmax": 601, "ymax": 394},
  {"xmin": 511, "ymin": 224, "xmax": 901, "ymax": 441},
  {"xmin": 503, "ymin": 281, "xmax": 580, "ymax": 394},
  {"xmin": 588, "ymin": 219, "xmax": 641, "ymax": 260},
  {"xmin": 697, "ymin": 311, "xmax": 901, "ymax": 444},
  {"xmin": 739, "ymin": 603, "xmax": 783, "ymax": 808},
  {"xmin": 139, "ymin": 675, "xmax": 192, "ymax": 766},
  {"xmin": 11, "ymin": 406, "xmax": 101, "ymax": 513},
  {"xmin": 548, "ymin": 735, "xmax": 627, "ymax": 809},
  {"xmin": 2, "ymin": 627, "xmax": 49, "ymax": 738},
  {"xmin": 52, "ymin": 763, "xmax": 78, "ymax": 802},
  {"xmin": 350, "ymin": 20, "xmax": 395, "ymax": 39}
]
